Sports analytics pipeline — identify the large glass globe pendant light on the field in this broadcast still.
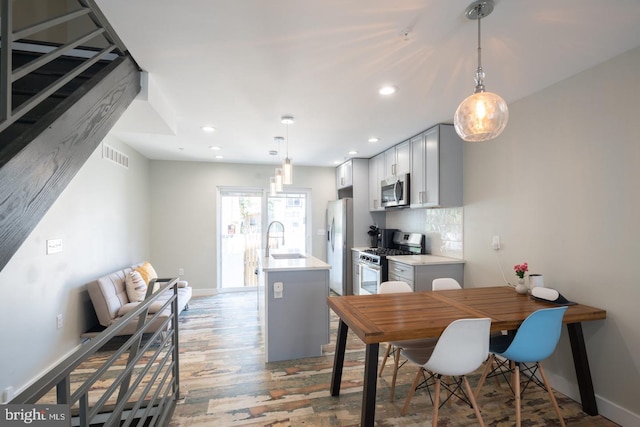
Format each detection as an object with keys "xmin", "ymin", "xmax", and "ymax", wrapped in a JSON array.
[{"xmin": 454, "ymin": 0, "xmax": 508, "ymax": 142}]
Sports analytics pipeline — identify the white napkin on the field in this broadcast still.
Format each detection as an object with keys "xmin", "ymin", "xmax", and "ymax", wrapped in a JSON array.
[
  {"xmin": 531, "ymin": 287, "xmax": 559, "ymax": 301},
  {"xmin": 531, "ymin": 287, "xmax": 575, "ymax": 305}
]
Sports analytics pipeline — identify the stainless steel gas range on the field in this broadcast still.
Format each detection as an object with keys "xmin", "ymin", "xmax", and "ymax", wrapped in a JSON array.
[{"xmin": 356, "ymin": 232, "xmax": 425, "ymax": 295}]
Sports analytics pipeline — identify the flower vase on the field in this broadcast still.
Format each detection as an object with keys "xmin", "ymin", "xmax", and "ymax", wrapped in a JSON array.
[{"xmin": 515, "ymin": 277, "xmax": 528, "ymax": 294}]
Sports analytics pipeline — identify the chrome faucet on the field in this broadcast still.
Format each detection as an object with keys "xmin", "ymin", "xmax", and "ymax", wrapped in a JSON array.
[{"xmin": 265, "ymin": 221, "xmax": 285, "ymax": 257}]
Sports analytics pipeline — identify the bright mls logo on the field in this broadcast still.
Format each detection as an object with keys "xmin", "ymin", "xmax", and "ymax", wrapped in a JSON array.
[{"xmin": 1, "ymin": 405, "xmax": 69, "ymax": 426}]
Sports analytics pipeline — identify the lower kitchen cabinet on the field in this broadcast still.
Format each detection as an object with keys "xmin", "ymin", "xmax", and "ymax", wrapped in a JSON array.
[
  {"xmin": 387, "ymin": 258, "xmax": 464, "ymax": 292},
  {"xmin": 352, "ymin": 249, "xmax": 361, "ymax": 295}
]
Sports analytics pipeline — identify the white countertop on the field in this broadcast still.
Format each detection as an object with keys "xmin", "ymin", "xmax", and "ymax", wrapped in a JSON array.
[
  {"xmin": 262, "ymin": 253, "xmax": 331, "ymax": 272},
  {"xmin": 386, "ymin": 254, "xmax": 465, "ymax": 266}
]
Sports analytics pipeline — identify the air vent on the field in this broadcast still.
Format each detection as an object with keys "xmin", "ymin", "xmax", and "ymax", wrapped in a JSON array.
[{"xmin": 102, "ymin": 144, "xmax": 129, "ymax": 168}]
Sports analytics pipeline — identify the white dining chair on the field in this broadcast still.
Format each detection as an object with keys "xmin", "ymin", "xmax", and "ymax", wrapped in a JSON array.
[
  {"xmin": 400, "ymin": 317, "xmax": 491, "ymax": 427},
  {"xmin": 432, "ymin": 277, "xmax": 462, "ymax": 291},
  {"xmin": 377, "ymin": 280, "xmax": 421, "ymax": 401}
]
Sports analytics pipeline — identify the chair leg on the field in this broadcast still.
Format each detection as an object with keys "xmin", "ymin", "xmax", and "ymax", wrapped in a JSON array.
[
  {"xmin": 474, "ymin": 354, "xmax": 495, "ymax": 398},
  {"xmin": 463, "ymin": 375, "xmax": 486, "ymax": 427},
  {"xmin": 379, "ymin": 343, "xmax": 392, "ymax": 377},
  {"xmin": 390, "ymin": 344, "xmax": 402, "ymax": 401},
  {"xmin": 401, "ymin": 367, "xmax": 423, "ymax": 416},
  {"xmin": 431, "ymin": 375, "xmax": 441, "ymax": 427},
  {"xmin": 513, "ymin": 362, "xmax": 521, "ymax": 427},
  {"xmin": 538, "ymin": 362, "xmax": 566, "ymax": 427}
]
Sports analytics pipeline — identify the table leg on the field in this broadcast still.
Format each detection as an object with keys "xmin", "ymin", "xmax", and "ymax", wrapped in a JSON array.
[
  {"xmin": 361, "ymin": 343, "xmax": 379, "ymax": 427},
  {"xmin": 566, "ymin": 322, "xmax": 598, "ymax": 415},
  {"xmin": 330, "ymin": 319, "xmax": 349, "ymax": 396}
]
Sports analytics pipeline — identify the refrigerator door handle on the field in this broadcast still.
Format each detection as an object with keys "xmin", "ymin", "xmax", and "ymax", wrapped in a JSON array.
[{"xmin": 329, "ymin": 218, "xmax": 336, "ymax": 251}]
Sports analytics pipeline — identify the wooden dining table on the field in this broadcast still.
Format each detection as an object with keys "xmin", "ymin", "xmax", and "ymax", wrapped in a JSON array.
[{"xmin": 327, "ymin": 286, "xmax": 607, "ymax": 427}]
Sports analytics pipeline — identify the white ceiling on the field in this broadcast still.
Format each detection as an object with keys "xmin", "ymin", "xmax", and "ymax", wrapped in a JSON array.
[{"xmin": 95, "ymin": 0, "xmax": 640, "ymax": 167}]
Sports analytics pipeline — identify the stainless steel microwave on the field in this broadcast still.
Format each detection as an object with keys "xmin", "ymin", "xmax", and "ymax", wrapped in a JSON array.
[{"xmin": 380, "ymin": 173, "xmax": 410, "ymax": 208}]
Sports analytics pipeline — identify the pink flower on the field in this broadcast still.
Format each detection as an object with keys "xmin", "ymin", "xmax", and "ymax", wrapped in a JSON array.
[{"xmin": 514, "ymin": 262, "xmax": 528, "ymax": 278}]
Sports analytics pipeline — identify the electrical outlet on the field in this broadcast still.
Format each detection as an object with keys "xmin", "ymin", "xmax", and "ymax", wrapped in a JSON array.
[
  {"xmin": 2, "ymin": 386, "xmax": 14, "ymax": 403},
  {"xmin": 56, "ymin": 314, "xmax": 63, "ymax": 329},
  {"xmin": 274, "ymin": 282, "xmax": 283, "ymax": 299},
  {"xmin": 492, "ymin": 235, "xmax": 501, "ymax": 250},
  {"xmin": 178, "ymin": 268, "xmax": 184, "ymax": 276}
]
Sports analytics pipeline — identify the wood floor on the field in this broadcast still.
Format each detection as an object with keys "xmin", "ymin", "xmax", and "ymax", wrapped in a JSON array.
[{"xmin": 168, "ymin": 291, "xmax": 619, "ymax": 426}]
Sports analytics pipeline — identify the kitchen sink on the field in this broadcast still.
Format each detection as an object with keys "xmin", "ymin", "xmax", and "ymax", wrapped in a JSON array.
[{"xmin": 271, "ymin": 253, "xmax": 306, "ymax": 259}]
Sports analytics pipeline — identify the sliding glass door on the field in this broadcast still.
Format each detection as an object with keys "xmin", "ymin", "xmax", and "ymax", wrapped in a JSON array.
[
  {"xmin": 218, "ymin": 188, "xmax": 309, "ymax": 291},
  {"xmin": 219, "ymin": 189, "xmax": 263, "ymax": 290}
]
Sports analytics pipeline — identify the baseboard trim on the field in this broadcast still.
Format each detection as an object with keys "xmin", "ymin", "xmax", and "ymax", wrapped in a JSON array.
[
  {"xmin": 192, "ymin": 288, "xmax": 218, "ymax": 297},
  {"xmin": 4, "ymin": 343, "xmax": 83, "ymax": 403},
  {"xmin": 546, "ymin": 371, "xmax": 640, "ymax": 425},
  {"xmin": 192, "ymin": 288, "xmax": 259, "ymax": 297}
]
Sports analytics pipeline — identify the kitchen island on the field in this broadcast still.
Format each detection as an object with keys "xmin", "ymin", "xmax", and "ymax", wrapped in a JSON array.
[
  {"xmin": 386, "ymin": 254, "xmax": 465, "ymax": 291},
  {"xmin": 260, "ymin": 252, "xmax": 331, "ymax": 362}
]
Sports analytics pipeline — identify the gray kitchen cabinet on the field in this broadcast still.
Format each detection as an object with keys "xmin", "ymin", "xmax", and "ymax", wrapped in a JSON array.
[
  {"xmin": 368, "ymin": 153, "xmax": 385, "ymax": 211},
  {"xmin": 352, "ymin": 249, "xmax": 361, "ymax": 295},
  {"xmin": 388, "ymin": 258, "xmax": 464, "ymax": 292},
  {"xmin": 336, "ymin": 159, "xmax": 353, "ymax": 189},
  {"xmin": 410, "ymin": 124, "xmax": 463, "ymax": 208},
  {"xmin": 388, "ymin": 259, "xmax": 415, "ymax": 290},
  {"xmin": 384, "ymin": 139, "xmax": 411, "ymax": 178},
  {"xmin": 261, "ymin": 254, "xmax": 331, "ymax": 362}
]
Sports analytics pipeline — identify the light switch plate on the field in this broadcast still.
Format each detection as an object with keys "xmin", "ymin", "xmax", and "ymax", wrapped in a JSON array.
[{"xmin": 47, "ymin": 239, "xmax": 63, "ymax": 254}]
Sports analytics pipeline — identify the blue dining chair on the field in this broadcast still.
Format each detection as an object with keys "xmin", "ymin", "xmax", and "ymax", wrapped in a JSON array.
[{"xmin": 474, "ymin": 306, "xmax": 568, "ymax": 427}]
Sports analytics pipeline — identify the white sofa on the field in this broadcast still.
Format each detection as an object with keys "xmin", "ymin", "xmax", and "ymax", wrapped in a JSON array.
[{"xmin": 86, "ymin": 263, "xmax": 192, "ymax": 337}]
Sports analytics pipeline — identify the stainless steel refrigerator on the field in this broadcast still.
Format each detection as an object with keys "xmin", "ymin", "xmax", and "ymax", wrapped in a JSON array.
[{"xmin": 326, "ymin": 198, "xmax": 354, "ymax": 295}]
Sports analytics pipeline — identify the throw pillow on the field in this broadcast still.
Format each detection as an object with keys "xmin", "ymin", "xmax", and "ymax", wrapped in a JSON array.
[
  {"xmin": 135, "ymin": 262, "xmax": 159, "ymax": 292},
  {"xmin": 125, "ymin": 270, "xmax": 148, "ymax": 302}
]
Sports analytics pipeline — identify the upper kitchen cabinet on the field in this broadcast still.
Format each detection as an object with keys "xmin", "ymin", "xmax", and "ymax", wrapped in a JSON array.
[
  {"xmin": 384, "ymin": 139, "xmax": 411, "ymax": 178},
  {"xmin": 336, "ymin": 159, "xmax": 353, "ymax": 189},
  {"xmin": 368, "ymin": 153, "xmax": 385, "ymax": 211},
  {"xmin": 410, "ymin": 124, "xmax": 463, "ymax": 208}
]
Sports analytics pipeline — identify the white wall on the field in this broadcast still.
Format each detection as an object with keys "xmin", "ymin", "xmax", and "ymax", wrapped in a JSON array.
[
  {"xmin": 463, "ymin": 46, "xmax": 640, "ymax": 423},
  {"xmin": 0, "ymin": 135, "xmax": 150, "ymax": 399},
  {"xmin": 148, "ymin": 161, "xmax": 335, "ymax": 291}
]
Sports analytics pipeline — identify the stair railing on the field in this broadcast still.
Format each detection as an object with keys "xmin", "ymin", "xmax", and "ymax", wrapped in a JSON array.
[
  {"xmin": 0, "ymin": 0, "xmax": 130, "ymax": 133},
  {"xmin": 10, "ymin": 278, "xmax": 182, "ymax": 427}
]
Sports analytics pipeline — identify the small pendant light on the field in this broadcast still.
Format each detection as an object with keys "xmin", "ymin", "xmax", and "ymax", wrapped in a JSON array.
[
  {"xmin": 281, "ymin": 116, "xmax": 294, "ymax": 184},
  {"xmin": 275, "ymin": 168, "xmax": 284, "ymax": 192},
  {"xmin": 454, "ymin": 0, "xmax": 508, "ymax": 142}
]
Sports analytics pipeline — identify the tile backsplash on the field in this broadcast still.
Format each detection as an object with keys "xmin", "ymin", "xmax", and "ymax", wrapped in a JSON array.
[{"xmin": 385, "ymin": 207, "xmax": 464, "ymax": 259}]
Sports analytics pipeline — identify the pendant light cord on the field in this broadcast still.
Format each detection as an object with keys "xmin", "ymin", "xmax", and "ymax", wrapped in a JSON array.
[
  {"xmin": 473, "ymin": 4, "xmax": 485, "ymax": 93},
  {"xmin": 477, "ymin": 8, "xmax": 482, "ymax": 71}
]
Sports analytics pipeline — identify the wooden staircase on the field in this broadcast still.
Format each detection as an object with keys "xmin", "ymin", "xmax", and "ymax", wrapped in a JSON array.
[{"xmin": 0, "ymin": 3, "xmax": 140, "ymax": 273}]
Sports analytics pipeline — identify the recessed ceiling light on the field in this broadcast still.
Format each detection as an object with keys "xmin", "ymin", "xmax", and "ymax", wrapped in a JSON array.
[
  {"xmin": 368, "ymin": 137, "xmax": 379, "ymax": 143},
  {"xmin": 379, "ymin": 85, "xmax": 397, "ymax": 96},
  {"xmin": 209, "ymin": 146, "xmax": 221, "ymax": 150},
  {"xmin": 333, "ymin": 160, "xmax": 341, "ymax": 165},
  {"xmin": 201, "ymin": 125, "xmax": 216, "ymax": 132},
  {"xmin": 348, "ymin": 150, "xmax": 358, "ymax": 155},
  {"xmin": 215, "ymin": 155, "xmax": 223, "ymax": 159}
]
